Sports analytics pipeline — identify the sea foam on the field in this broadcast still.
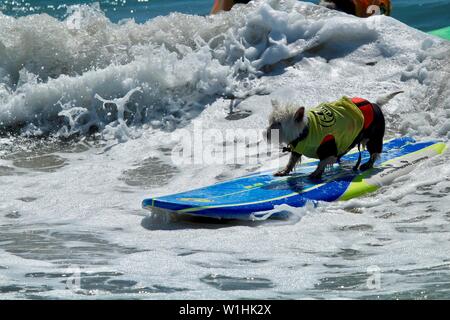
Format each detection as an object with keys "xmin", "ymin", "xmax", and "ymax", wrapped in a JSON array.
[{"xmin": 4, "ymin": 0, "xmax": 447, "ymax": 141}]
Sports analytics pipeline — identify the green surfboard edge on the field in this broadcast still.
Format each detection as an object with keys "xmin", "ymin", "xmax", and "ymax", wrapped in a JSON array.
[{"xmin": 428, "ymin": 26, "xmax": 450, "ymax": 41}]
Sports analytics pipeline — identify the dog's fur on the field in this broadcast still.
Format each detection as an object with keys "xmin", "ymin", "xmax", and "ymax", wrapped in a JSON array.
[{"xmin": 265, "ymin": 92, "xmax": 403, "ymax": 179}]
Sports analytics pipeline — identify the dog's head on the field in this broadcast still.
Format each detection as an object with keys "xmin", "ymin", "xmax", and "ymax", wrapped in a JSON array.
[{"xmin": 265, "ymin": 99, "xmax": 308, "ymax": 145}]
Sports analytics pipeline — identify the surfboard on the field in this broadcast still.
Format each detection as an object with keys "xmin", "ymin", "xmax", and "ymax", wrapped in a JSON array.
[
  {"xmin": 142, "ymin": 137, "xmax": 446, "ymax": 220},
  {"xmin": 429, "ymin": 26, "xmax": 450, "ymax": 41}
]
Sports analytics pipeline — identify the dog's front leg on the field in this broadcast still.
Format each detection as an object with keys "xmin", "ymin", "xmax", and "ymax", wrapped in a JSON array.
[
  {"xmin": 275, "ymin": 152, "xmax": 302, "ymax": 176},
  {"xmin": 309, "ymin": 156, "xmax": 337, "ymax": 180}
]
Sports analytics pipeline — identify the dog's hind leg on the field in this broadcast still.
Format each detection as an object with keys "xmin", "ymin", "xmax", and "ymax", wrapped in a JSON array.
[
  {"xmin": 360, "ymin": 102, "xmax": 385, "ymax": 171},
  {"xmin": 360, "ymin": 153, "xmax": 380, "ymax": 171},
  {"xmin": 360, "ymin": 138, "xmax": 383, "ymax": 171}
]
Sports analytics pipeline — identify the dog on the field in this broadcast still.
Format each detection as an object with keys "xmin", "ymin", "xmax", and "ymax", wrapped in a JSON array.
[{"xmin": 265, "ymin": 91, "xmax": 402, "ymax": 179}]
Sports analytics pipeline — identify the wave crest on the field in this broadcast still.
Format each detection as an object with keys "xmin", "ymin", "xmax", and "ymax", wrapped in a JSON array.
[{"xmin": 0, "ymin": 0, "xmax": 448, "ymax": 141}]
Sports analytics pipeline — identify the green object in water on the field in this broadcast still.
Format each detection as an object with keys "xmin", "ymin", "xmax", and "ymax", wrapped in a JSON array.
[{"xmin": 429, "ymin": 26, "xmax": 450, "ymax": 40}]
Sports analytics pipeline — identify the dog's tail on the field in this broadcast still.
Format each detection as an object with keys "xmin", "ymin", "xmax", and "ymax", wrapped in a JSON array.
[{"xmin": 376, "ymin": 91, "xmax": 404, "ymax": 107}]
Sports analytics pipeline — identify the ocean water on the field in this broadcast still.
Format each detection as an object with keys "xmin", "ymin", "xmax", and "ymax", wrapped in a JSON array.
[
  {"xmin": 1, "ymin": 0, "xmax": 449, "ymax": 31},
  {"xmin": 0, "ymin": 0, "xmax": 450, "ymax": 299}
]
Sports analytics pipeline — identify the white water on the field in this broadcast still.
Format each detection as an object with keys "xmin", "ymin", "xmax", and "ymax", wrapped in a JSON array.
[{"xmin": 0, "ymin": 0, "xmax": 450, "ymax": 299}]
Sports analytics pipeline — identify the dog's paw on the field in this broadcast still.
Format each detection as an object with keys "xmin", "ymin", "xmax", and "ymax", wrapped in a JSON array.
[
  {"xmin": 274, "ymin": 170, "xmax": 290, "ymax": 177},
  {"xmin": 308, "ymin": 172, "xmax": 323, "ymax": 180},
  {"xmin": 359, "ymin": 162, "xmax": 373, "ymax": 171}
]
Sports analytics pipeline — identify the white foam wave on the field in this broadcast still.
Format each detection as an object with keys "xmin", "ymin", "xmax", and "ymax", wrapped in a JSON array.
[{"xmin": 4, "ymin": 0, "xmax": 447, "ymax": 141}]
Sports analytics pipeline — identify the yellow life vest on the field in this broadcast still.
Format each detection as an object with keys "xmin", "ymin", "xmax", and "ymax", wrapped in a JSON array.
[{"xmin": 291, "ymin": 97, "xmax": 364, "ymax": 158}]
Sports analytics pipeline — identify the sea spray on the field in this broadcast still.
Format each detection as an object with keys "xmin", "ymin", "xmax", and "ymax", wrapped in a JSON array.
[
  {"xmin": 0, "ymin": 1, "xmax": 385, "ymax": 139},
  {"xmin": 94, "ymin": 86, "xmax": 142, "ymax": 142}
]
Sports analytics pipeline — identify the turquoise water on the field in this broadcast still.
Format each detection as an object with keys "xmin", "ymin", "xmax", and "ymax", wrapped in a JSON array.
[{"xmin": 0, "ymin": 0, "xmax": 449, "ymax": 31}]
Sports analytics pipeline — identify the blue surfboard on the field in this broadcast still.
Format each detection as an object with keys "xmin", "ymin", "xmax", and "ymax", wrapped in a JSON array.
[{"xmin": 142, "ymin": 137, "xmax": 446, "ymax": 220}]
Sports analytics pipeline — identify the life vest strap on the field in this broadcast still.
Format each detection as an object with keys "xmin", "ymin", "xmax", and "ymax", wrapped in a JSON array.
[
  {"xmin": 351, "ymin": 97, "xmax": 374, "ymax": 130},
  {"xmin": 286, "ymin": 125, "xmax": 309, "ymax": 154}
]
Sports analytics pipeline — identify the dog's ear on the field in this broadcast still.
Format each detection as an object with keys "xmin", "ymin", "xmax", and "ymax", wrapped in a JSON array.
[
  {"xmin": 294, "ymin": 107, "xmax": 305, "ymax": 122},
  {"xmin": 271, "ymin": 99, "xmax": 280, "ymax": 110}
]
